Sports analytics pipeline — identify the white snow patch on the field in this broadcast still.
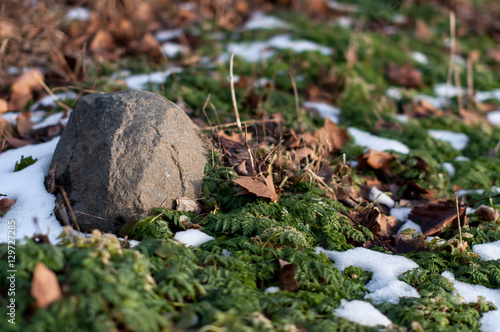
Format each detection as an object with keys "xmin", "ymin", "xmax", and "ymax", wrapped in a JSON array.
[
  {"xmin": 442, "ymin": 271, "xmax": 500, "ymax": 332},
  {"xmin": 265, "ymin": 286, "xmax": 281, "ymax": 293},
  {"xmin": 441, "ymin": 162, "xmax": 455, "ymax": 178},
  {"xmin": 487, "ymin": 111, "xmax": 500, "ymax": 126},
  {"xmin": 413, "ymin": 94, "xmax": 450, "ymax": 109},
  {"xmin": 122, "ymin": 68, "xmax": 182, "ymax": 89},
  {"xmin": 390, "ymin": 207, "xmax": 412, "ymax": 221},
  {"xmin": 457, "ymin": 187, "xmax": 500, "ymax": 197},
  {"xmin": 336, "ymin": 17, "xmax": 353, "ymax": 28},
  {"xmin": 455, "ymin": 156, "xmax": 470, "ymax": 162},
  {"xmin": 174, "ymin": 229, "xmax": 214, "ymax": 248},
  {"xmin": 161, "ymin": 42, "xmax": 188, "ymax": 57},
  {"xmin": 334, "ymin": 299, "xmax": 392, "ymax": 327},
  {"xmin": 315, "ymin": 247, "xmax": 420, "ymax": 304},
  {"xmin": 243, "ymin": 12, "xmax": 290, "ymax": 30},
  {"xmin": 429, "ymin": 129, "xmax": 469, "ymax": 150},
  {"xmin": 220, "ymin": 34, "xmax": 332, "ymax": 63},
  {"xmin": 386, "ymin": 87, "xmax": 402, "ymax": 100},
  {"xmin": 303, "ymin": 101, "xmax": 340, "ymax": 123},
  {"xmin": 395, "ymin": 114, "xmax": 409, "ymax": 123},
  {"xmin": 369, "ymin": 186, "xmax": 395, "ymax": 208},
  {"xmin": 411, "ymin": 52, "xmax": 428, "ymax": 64},
  {"xmin": 326, "ymin": 1, "xmax": 359, "ymax": 12},
  {"xmin": 154, "ymin": 29, "xmax": 182, "ymax": 42},
  {"xmin": 348, "ymin": 127, "xmax": 410, "ymax": 154},
  {"xmin": 434, "ymin": 83, "xmax": 467, "ymax": 98},
  {"xmin": 221, "ymin": 249, "xmax": 231, "ymax": 257},
  {"xmin": 473, "ymin": 240, "xmax": 500, "ymax": 261},
  {"xmin": 65, "ymin": 7, "xmax": 91, "ymax": 21},
  {"xmin": 397, "ymin": 220, "xmax": 422, "ymax": 234},
  {"xmin": 32, "ymin": 112, "xmax": 71, "ymax": 130},
  {"xmin": 0, "ymin": 138, "xmax": 63, "ymax": 243},
  {"xmin": 30, "ymin": 92, "xmax": 78, "ymax": 111}
]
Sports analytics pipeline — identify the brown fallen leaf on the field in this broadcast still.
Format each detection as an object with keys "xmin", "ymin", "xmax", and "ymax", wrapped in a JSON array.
[
  {"xmin": 5, "ymin": 136, "xmax": 31, "ymax": 148},
  {"xmin": 0, "ymin": 198, "xmax": 16, "ymax": 214},
  {"xmin": 488, "ymin": 48, "xmax": 500, "ymax": 64},
  {"xmin": 233, "ymin": 174, "xmax": 278, "ymax": 202},
  {"xmin": 176, "ymin": 197, "xmax": 201, "ymax": 214},
  {"xmin": 314, "ymin": 118, "xmax": 350, "ymax": 155},
  {"xmin": 360, "ymin": 149, "xmax": 396, "ymax": 171},
  {"xmin": 386, "ymin": 62, "xmax": 424, "ymax": 88},
  {"xmin": 16, "ymin": 112, "xmax": 34, "ymax": 138},
  {"xmin": 278, "ymin": 259, "xmax": 298, "ymax": 292},
  {"xmin": 409, "ymin": 201, "xmax": 466, "ymax": 236},
  {"xmin": 31, "ymin": 262, "xmax": 62, "ymax": 308},
  {"xmin": 410, "ymin": 100, "xmax": 443, "ymax": 118},
  {"xmin": 0, "ymin": 98, "xmax": 7, "ymax": 114},
  {"xmin": 394, "ymin": 231, "xmax": 428, "ymax": 253},
  {"xmin": 8, "ymin": 69, "xmax": 44, "ymax": 111},
  {"xmin": 415, "ymin": 19, "xmax": 430, "ymax": 42},
  {"xmin": 365, "ymin": 207, "xmax": 401, "ymax": 238}
]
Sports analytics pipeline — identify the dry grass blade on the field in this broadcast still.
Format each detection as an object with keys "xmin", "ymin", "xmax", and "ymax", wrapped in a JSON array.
[{"xmin": 230, "ymin": 50, "xmax": 242, "ymax": 131}]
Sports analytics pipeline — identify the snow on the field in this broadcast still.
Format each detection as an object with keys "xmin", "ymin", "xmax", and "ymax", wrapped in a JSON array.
[
  {"xmin": 397, "ymin": 220, "xmax": 422, "ymax": 234},
  {"xmin": 243, "ymin": 12, "xmax": 290, "ymax": 30},
  {"xmin": 348, "ymin": 127, "xmax": 410, "ymax": 154},
  {"xmin": 221, "ymin": 34, "xmax": 332, "ymax": 63},
  {"xmin": 411, "ymin": 52, "xmax": 428, "ymax": 64},
  {"xmin": 174, "ymin": 229, "xmax": 214, "ymax": 247},
  {"xmin": 390, "ymin": 207, "xmax": 412, "ymax": 221},
  {"xmin": 122, "ymin": 68, "xmax": 182, "ymax": 89},
  {"xmin": 161, "ymin": 43, "xmax": 188, "ymax": 57},
  {"xmin": 0, "ymin": 138, "xmax": 63, "ymax": 243},
  {"xmin": 32, "ymin": 111, "xmax": 70, "ymax": 130},
  {"xmin": 265, "ymin": 286, "xmax": 281, "ymax": 293},
  {"xmin": 455, "ymin": 156, "xmax": 470, "ymax": 162},
  {"xmin": 386, "ymin": 87, "xmax": 402, "ymax": 100},
  {"xmin": 154, "ymin": 29, "xmax": 182, "ymax": 42},
  {"xmin": 303, "ymin": 101, "xmax": 341, "ymax": 123},
  {"xmin": 369, "ymin": 186, "xmax": 395, "ymax": 208},
  {"xmin": 315, "ymin": 247, "xmax": 420, "ymax": 304},
  {"xmin": 413, "ymin": 94, "xmax": 450, "ymax": 109},
  {"xmin": 221, "ymin": 249, "xmax": 231, "ymax": 256},
  {"xmin": 326, "ymin": 1, "xmax": 358, "ymax": 12},
  {"xmin": 487, "ymin": 111, "xmax": 500, "ymax": 126},
  {"xmin": 442, "ymin": 271, "xmax": 500, "ymax": 332},
  {"xmin": 334, "ymin": 299, "xmax": 392, "ymax": 327},
  {"xmin": 336, "ymin": 17, "xmax": 353, "ymax": 28},
  {"xmin": 441, "ymin": 162, "xmax": 455, "ymax": 177},
  {"xmin": 473, "ymin": 240, "xmax": 500, "ymax": 261},
  {"xmin": 457, "ymin": 187, "xmax": 500, "ymax": 197},
  {"xmin": 65, "ymin": 7, "xmax": 91, "ymax": 21},
  {"xmin": 429, "ymin": 129, "xmax": 469, "ymax": 150},
  {"xmin": 30, "ymin": 92, "xmax": 78, "ymax": 111}
]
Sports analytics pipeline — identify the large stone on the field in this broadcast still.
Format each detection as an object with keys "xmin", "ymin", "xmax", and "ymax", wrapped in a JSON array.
[{"xmin": 50, "ymin": 90, "xmax": 206, "ymax": 233}]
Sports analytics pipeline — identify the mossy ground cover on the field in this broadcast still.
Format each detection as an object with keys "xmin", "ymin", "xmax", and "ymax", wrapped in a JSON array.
[{"xmin": 1, "ymin": 0, "xmax": 500, "ymax": 331}]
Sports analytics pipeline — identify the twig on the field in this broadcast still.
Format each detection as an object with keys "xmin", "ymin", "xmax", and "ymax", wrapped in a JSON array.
[
  {"xmin": 467, "ymin": 53, "xmax": 474, "ymax": 98},
  {"xmin": 454, "ymin": 192, "xmax": 464, "ymax": 253},
  {"xmin": 33, "ymin": 74, "xmax": 72, "ymax": 115},
  {"xmin": 230, "ymin": 50, "xmax": 242, "ymax": 131},
  {"xmin": 454, "ymin": 64, "xmax": 463, "ymax": 111},
  {"xmin": 58, "ymin": 185, "xmax": 81, "ymax": 234},
  {"xmin": 446, "ymin": 12, "xmax": 456, "ymax": 96},
  {"xmin": 206, "ymin": 117, "xmax": 283, "ymax": 130},
  {"xmin": 289, "ymin": 72, "xmax": 301, "ymax": 122}
]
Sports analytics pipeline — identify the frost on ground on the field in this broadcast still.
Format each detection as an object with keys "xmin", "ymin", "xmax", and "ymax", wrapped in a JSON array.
[
  {"xmin": 348, "ymin": 127, "xmax": 410, "ymax": 154},
  {"xmin": 173, "ymin": 229, "xmax": 215, "ymax": 247}
]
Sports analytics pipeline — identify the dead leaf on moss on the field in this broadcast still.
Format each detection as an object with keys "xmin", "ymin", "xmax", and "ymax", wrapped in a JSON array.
[
  {"xmin": 488, "ymin": 48, "xmax": 500, "ymax": 63},
  {"xmin": 31, "ymin": 262, "xmax": 62, "ymax": 308},
  {"xmin": 365, "ymin": 207, "xmax": 401, "ymax": 238},
  {"xmin": 278, "ymin": 259, "xmax": 298, "ymax": 292},
  {"xmin": 0, "ymin": 198, "xmax": 16, "ymax": 214},
  {"xmin": 314, "ymin": 118, "xmax": 349, "ymax": 155},
  {"xmin": 233, "ymin": 174, "xmax": 278, "ymax": 202},
  {"xmin": 0, "ymin": 99, "xmax": 7, "ymax": 114},
  {"xmin": 415, "ymin": 19, "xmax": 430, "ymax": 41},
  {"xmin": 409, "ymin": 201, "xmax": 466, "ymax": 236},
  {"xmin": 394, "ymin": 232, "xmax": 428, "ymax": 253},
  {"xmin": 386, "ymin": 62, "xmax": 423, "ymax": 88}
]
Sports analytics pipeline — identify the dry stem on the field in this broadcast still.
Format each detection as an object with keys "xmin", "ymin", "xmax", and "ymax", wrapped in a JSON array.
[{"xmin": 230, "ymin": 50, "xmax": 242, "ymax": 131}]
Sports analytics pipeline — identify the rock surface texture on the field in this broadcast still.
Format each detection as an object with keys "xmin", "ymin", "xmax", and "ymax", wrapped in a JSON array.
[{"xmin": 50, "ymin": 90, "xmax": 206, "ymax": 233}]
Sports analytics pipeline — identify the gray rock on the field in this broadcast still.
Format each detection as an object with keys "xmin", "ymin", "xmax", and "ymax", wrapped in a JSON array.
[{"xmin": 50, "ymin": 90, "xmax": 206, "ymax": 233}]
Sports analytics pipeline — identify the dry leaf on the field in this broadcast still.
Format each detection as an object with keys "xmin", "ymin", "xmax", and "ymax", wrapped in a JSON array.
[
  {"xmin": 488, "ymin": 48, "xmax": 500, "ymax": 64},
  {"xmin": 5, "ymin": 136, "xmax": 31, "ymax": 148},
  {"xmin": 314, "ymin": 118, "xmax": 350, "ymax": 155},
  {"xmin": 365, "ymin": 207, "xmax": 401, "ymax": 238},
  {"xmin": 176, "ymin": 197, "xmax": 201, "ymax": 214},
  {"xmin": 8, "ymin": 69, "xmax": 44, "ymax": 111},
  {"xmin": 386, "ymin": 62, "xmax": 423, "ymax": 88},
  {"xmin": 415, "ymin": 19, "xmax": 430, "ymax": 41},
  {"xmin": 474, "ymin": 205, "xmax": 497, "ymax": 221},
  {"xmin": 31, "ymin": 262, "xmax": 62, "ymax": 308},
  {"xmin": 0, "ymin": 197, "xmax": 16, "ymax": 214},
  {"xmin": 409, "ymin": 201, "xmax": 466, "ymax": 236},
  {"xmin": 16, "ymin": 112, "xmax": 34, "ymax": 138},
  {"xmin": 278, "ymin": 259, "xmax": 298, "ymax": 292},
  {"xmin": 0, "ymin": 98, "xmax": 7, "ymax": 114},
  {"xmin": 233, "ymin": 174, "xmax": 278, "ymax": 202}
]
